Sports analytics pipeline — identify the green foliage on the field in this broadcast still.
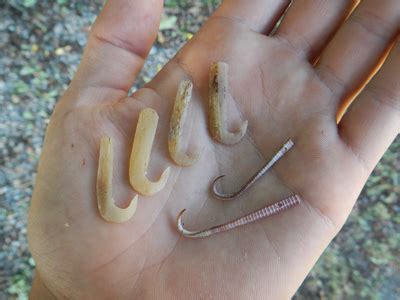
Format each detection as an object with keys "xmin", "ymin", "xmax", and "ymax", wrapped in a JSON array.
[
  {"xmin": 164, "ymin": 0, "xmax": 220, "ymax": 9},
  {"xmin": 204, "ymin": 0, "xmax": 220, "ymax": 7},
  {"xmin": 14, "ymin": 81, "xmax": 30, "ymax": 95},
  {"xmin": 8, "ymin": 276, "xmax": 29, "ymax": 300},
  {"xmin": 164, "ymin": 0, "xmax": 180, "ymax": 8},
  {"xmin": 22, "ymin": 0, "xmax": 36, "ymax": 8},
  {"xmin": 159, "ymin": 15, "xmax": 178, "ymax": 31},
  {"xmin": 7, "ymin": 259, "xmax": 34, "ymax": 300},
  {"xmin": 7, "ymin": 0, "xmax": 36, "ymax": 9},
  {"xmin": 15, "ymin": 62, "xmax": 60, "ymax": 103}
]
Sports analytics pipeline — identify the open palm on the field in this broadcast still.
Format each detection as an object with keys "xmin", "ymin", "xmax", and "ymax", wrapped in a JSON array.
[{"xmin": 28, "ymin": 0, "xmax": 399, "ymax": 299}]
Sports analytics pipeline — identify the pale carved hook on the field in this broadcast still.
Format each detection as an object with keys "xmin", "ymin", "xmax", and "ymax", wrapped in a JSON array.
[
  {"xmin": 97, "ymin": 137, "xmax": 138, "ymax": 223},
  {"xmin": 129, "ymin": 108, "xmax": 170, "ymax": 196},
  {"xmin": 168, "ymin": 79, "xmax": 200, "ymax": 167},
  {"xmin": 209, "ymin": 61, "xmax": 248, "ymax": 145}
]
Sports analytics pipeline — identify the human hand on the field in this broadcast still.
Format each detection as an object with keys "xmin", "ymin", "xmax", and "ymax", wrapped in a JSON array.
[{"xmin": 28, "ymin": 0, "xmax": 399, "ymax": 298}]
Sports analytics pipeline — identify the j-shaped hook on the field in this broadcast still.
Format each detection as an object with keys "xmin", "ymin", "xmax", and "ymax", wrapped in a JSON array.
[
  {"xmin": 129, "ymin": 108, "xmax": 170, "ymax": 196},
  {"xmin": 168, "ymin": 79, "xmax": 200, "ymax": 167},
  {"xmin": 176, "ymin": 194, "xmax": 301, "ymax": 238},
  {"xmin": 97, "ymin": 137, "xmax": 138, "ymax": 223},
  {"xmin": 212, "ymin": 139, "xmax": 294, "ymax": 200},
  {"xmin": 208, "ymin": 62, "xmax": 248, "ymax": 145}
]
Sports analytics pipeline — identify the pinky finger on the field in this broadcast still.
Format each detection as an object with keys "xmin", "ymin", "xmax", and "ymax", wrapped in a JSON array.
[{"xmin": 339, "ymin": 36, "xmax": 400, "ymax": 172}]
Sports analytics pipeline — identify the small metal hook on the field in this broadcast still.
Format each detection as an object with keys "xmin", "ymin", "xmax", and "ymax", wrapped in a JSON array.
[
  {"xmin": 176, "ymin": 194, "xmax": 301, "ymax": 238},
  {"xmin": 212, "ymin": 139, "xmax": 294, "ymax": 200}
]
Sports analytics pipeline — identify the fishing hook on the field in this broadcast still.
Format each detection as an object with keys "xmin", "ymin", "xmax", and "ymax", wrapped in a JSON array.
[
  {"xmin": 208, "ymin": 62, "xmax": 248, "ymax": 145},
  {"xmin": 168, "ymin": 79, "xmax": 200, "ymax": 167},
  {"xmin": 129, "ymin": 108, "xmax": 171, "ymax": 196},
  {"xmin": 97, "ymin": 137, "xmax": 138, "ymax": 223},
  {"xmin": 176, "ymin": 194, "xmax": 301, "ymax": 238},
  {"xmin": 212, "ymin": 139, "xmax": 294, "ymax": 200}
]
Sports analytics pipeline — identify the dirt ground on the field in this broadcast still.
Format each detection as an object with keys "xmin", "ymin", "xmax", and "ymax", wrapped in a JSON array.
[{"xmin": 0, "ymin": 1, "xmax": 399, "ymax": 299}]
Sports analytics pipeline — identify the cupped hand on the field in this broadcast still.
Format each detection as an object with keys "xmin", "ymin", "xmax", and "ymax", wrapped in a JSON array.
[{"xmin": 28, "ymin": 0, "xmax": 399, "ymax": 298}]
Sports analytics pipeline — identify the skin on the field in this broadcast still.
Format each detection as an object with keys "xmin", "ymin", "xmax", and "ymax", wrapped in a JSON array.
[{"xmin": 28, "ymin": 0, "xmax": 399, "ymax": 299}]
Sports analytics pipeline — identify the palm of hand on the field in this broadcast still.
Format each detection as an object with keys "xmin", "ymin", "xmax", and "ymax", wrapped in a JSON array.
[{"xmin": 27, "ymin": 5, "xmax": 393, "ymax": 299}]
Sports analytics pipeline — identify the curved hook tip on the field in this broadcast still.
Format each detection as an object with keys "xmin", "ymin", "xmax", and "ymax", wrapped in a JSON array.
[
  {"xmin": 176, "ymin": 209, "xmax": 204, "ymax": 238},
  {"xmin": 176, "ymin": 209, "xmax": 187, "ymax": 233},
  {"xmin": 212, "ymin": 174, "xmax": 236, "ymax": 199}
]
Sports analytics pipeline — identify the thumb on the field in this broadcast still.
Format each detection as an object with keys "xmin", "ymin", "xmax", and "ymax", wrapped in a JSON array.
[{"xmin": 67, "ymin": 0, "xmax": 164, "ymax": 106}]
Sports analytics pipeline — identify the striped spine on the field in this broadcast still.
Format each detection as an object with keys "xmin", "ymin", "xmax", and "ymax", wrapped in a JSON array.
[{"xmin": 177, "ymin": 194, "xmax": 301, "ymax": 238}]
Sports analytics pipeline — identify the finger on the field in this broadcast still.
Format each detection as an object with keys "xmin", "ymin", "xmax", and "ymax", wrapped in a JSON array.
[
  {"xmin": 316, "ymin": 0, "xmax": 400, "ymax": 120},
  {"xmin": 142, "ymin": 0, "xmax": 292, "ymax": 103},
  {"xmin": 213, "ymin": 0, "xmax": 290, "ymax": 34},
  {"xmin": 274, "ymin": 0, "xmax": 358, "ymax": 60},
  {"xmin": 69, "ymin": 0, "xmax": 163, "ymax": 102},
  {"xmin": 339, "ymin": 39, "xmax": 400, "ymax": 172}
]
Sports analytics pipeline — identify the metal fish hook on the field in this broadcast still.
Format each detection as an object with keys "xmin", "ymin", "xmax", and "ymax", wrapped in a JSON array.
[
  {"xmin": 212, "ymin": 139, "xmax": 294, "ymax": 200},
  {"xmin": 176, "ymin": 194, "xmax": 301, "ymax": 238}
]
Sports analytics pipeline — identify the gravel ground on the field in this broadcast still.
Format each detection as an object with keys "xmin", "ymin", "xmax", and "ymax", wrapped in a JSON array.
[{"xmin": 0, "ymin": 1, "xmax": 398, "ymax": 299}]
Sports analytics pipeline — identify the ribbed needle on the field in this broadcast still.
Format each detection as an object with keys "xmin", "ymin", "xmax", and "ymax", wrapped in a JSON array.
[{"xmin": 176, "ymin": 194, "xmax": 301, "ymax": 238}]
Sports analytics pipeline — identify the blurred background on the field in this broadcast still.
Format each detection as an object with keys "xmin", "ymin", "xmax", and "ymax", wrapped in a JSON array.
[{"xmin": 0, "ymin": 0, "xmax": 399, "ymax": 299}]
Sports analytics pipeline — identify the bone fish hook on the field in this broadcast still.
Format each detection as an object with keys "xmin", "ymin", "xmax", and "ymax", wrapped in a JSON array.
[{"xmin": 97, "ymin": 137, "xmax": 138, "ymax": 223}]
